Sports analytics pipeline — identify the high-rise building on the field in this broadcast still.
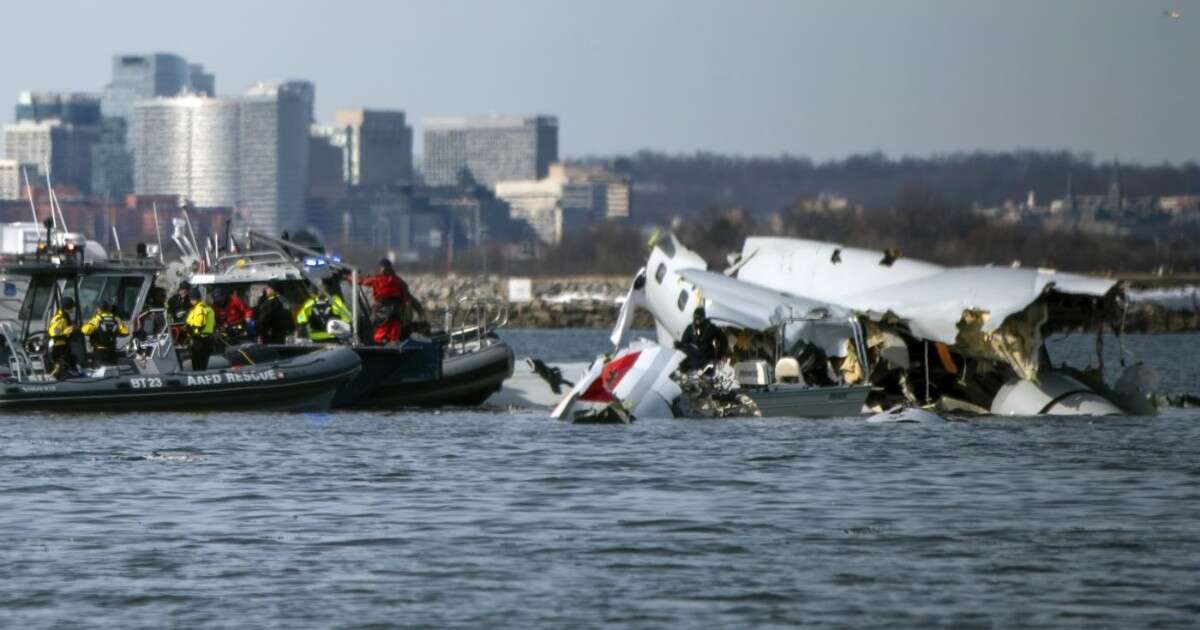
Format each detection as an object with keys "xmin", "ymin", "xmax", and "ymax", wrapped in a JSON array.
[
  {"xmin": 131, "ymin": 81, "xmax": 313, "ymax": 235},
  {"xmin": 91, "ymin": 118, "xmax": 133, "ymax": 198},
  {"xmin": 188, "ymin": 64, "xmax": 216, "ymax": 97},
  {"xmin": 548, "ymin": 162, "xmax": 632, "ymax": 221},
  {"xmin": 238, "ymin": 81, "xmax": 313, "ymax": 234},
  {"xmin": 131, "ymin": 96, "xmax": 240, "ymax": 208},
  {"xmin": 1, "ymin": 119, "xmax": 98, "ymax": 193},
  {"xmin": 16, "ymin": 92, "xmax": 102, "ymax": 126},
  {"xmin": 0, "ymin": 159, "xmax": 21, "ymax": 200},
  {"xmin": 96, "ymin": 53, "xmax": 213, "ymax": 199},
  {"xmin": 101, "ymin": 53, "xmax": 193, "ymax": 121},
  {"xmin": 422, "ymin": 115, "xmax": 557, "ymax": 188},
  {"xmin": 334, "ymin": 109, "xmax": 413, "ymax": 187},
  {"xmin": 493, "ymin": 162, "xmax": 631, "ymax": 245},
  {"xmin": 308, "ymin": 125, "xmax": 346, "ymax": 199}
]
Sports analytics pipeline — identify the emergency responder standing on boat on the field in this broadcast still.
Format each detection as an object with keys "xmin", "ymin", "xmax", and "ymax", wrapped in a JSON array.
[
  {"xmin": 81, "ymin": 299, "xmax": 129, "ymax": 366},
  {"xmin": 359, "ymin": 259, "xmax": 419, "ymax": 344},
  {"xmin": 676, "ymin": 306, "xmax": 729, "ymax": 371},
  {"xmin": 47, "ymin": 296, "xmax": 79, "ymax": 378},
  {"xmin": 254, "ymin": 285, "xmax": 291, "ymax": 344},
  {"xmin": 297, "ymin": 279, "xmax": 352, "ymax": 342},
  {"xmin": 167, "ymin": 281, "xmax": 192, "ymax": 324},
  {"xmin": 185, "ymin": 288, "xmax": 216, "ymax": 371},
  {"xmin": 212, "ymin": 287, "xmax": 252, "ymax": 341}
]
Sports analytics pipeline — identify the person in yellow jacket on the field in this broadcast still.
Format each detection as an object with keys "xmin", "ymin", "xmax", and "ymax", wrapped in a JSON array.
[
  {"xmin": 47, "ymin": 296, "xmax": 79, "ymax": 378},
  {"xmin": 81, "ymin": 299, "xmax": 130, "ymax": 366},
  {"xmin": 295, "ymin": 284, "xmax": 352, "ymax": 342},
  {"xmin": 185, "ymin": 288, "xmax": 216, "ymax": 371}
]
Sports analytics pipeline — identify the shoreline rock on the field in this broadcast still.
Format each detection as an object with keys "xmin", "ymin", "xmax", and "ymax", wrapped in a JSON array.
[{"xmin": 403, "ymin": 273, "xmax": 1200, "ymax": 332}]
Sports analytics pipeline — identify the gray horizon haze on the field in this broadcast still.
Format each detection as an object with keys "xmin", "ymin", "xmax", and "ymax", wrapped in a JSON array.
[{"xmin": 4, "ymin": 0, "xmax": 1198, "ymax": 164}]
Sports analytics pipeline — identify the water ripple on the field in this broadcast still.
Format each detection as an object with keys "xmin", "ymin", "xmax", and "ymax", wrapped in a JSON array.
[{"xmin": 0, "ymin": 331, "xmax": 1195, "ymax": 627}]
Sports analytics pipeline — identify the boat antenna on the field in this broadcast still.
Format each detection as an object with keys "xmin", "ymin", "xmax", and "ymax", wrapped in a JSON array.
[
  {"xmin": 42, "ymin": 158, "xmax": 70, "ymax": 234},
  {"xmin": 152, "ymin": 202, "xmax": 165, "ymax": 263},
  {"xmin": 110, "ymin": 225, "xmax": 122, "ymax": 258},
  {"xmin": 171, "ymin": 217, "xmax": 198, "ymax": 261},
  {"xmin": 181, "ymin": 204, "xmax": 209, "ymax": 269},
  {"xmin": 21, "ymin": 166, "xmax": 38, "ymax": 226},
  {"xmin": 51, "ymin": 186, "xmax": 67, "ymax": 233},
  {"xmin": 41, "ymin": 160, "xmax": 57, "ymax": 231}
]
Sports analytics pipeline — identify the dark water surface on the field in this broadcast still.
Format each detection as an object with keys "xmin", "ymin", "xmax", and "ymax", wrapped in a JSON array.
[{"xmin": 1, "ymin": 331, "xmax": 1198, "ymax": 628}]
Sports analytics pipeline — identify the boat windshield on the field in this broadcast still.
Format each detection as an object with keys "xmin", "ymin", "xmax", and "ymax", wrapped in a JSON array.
[
  {"xmin": 19, "ymin": 277, "xmax": 58, "ymax": 333},
  {"xmin": 19, "ymin": 272, "xmax": 150, "ymax": 335},
  {"xmin": 77, "ymin": 275, "xmax": 145, "ymax": 319}
]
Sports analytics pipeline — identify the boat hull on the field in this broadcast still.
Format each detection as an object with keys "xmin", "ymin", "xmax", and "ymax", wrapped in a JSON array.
[
  {"xmin": 329, "ymin": 339, "xmax": 443, "ymax": 408},
  {"xmin": 336, "ymin": 340, "xmax": 514, "ymax": 409},
  {"xmin": 0, "ymin": 347, "xmax": 361, "ymax": 413},
  {"xmin": 744, "ymin": 384, "xmax": 871, "ymax": 418}
]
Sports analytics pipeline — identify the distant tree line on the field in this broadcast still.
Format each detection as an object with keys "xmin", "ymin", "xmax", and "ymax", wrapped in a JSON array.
[
  {"xmin": 375, "ymin": 150, "xmax": 1200, "ymax": 277},
  {"xmin": 531, "ymin": 183, "xmax": 1200, "ymax": 276},
  {"xmin": 591, "ymin": 150, "xmax": 1200, "ymax": 222}
]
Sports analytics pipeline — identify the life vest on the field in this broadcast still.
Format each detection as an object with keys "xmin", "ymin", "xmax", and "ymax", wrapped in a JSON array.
[
  {"xmin": 85, "ymin": 312, "xmax": 124, "ymax": 349},
  {"xmin": 48, "ymin": 310, "xmax": 74, "ymax": 346},
  {"xmin": 309, "ymin": 297, "xmax": 333, "ymax": 331},
  {"xmin": 186, "ymin": 303, "xmax": 216, "ymax": 337}
]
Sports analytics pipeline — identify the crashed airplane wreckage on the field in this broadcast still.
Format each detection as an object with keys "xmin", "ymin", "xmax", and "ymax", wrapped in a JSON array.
[{"xmin": 551, "ymin": 233, "xmax": 1157, "ymax": 422}]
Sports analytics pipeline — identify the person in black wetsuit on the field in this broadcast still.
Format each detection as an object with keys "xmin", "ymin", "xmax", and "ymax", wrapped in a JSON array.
[
  {"xmin": 253, "ymin": 285, "xmax": 292, "ymax": 344},
  {"xmin": 167, "ymin": 281, "xmax": 192, "ymax": 325},
  {"xmin": 675, "ymin": 306, "xmax": 728, "ymax": 371}
]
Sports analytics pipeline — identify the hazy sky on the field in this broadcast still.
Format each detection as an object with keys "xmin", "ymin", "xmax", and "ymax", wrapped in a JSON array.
[{"xmin": 6, "ymin": 0, "xmax": 1198, "ymax": 163}]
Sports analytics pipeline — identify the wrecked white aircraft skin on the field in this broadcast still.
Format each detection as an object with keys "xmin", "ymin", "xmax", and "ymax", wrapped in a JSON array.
[
  {"xmin": 551, "ymin": 340, "xmax": 683, "ymax": 422},
  {"xmin": 732, "ymin": 237, "xmax": 1157, "ymax": 416},
  {"xmin": 556, "ymin": 234, "xmax": 875, "ymax": 421},
  {"xmin": 554, "ymin": 233, "xmax": 1157, "ymax": 420}
]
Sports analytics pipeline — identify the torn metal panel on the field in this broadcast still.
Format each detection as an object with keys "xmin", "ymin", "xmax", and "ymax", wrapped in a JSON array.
[
  {"xmin": 675, "ymin": 268, "xmax": 855, "ymax": 358},
  {"xmin": 737, "ymin": 237, "xmax": 1119, "ymax": 363}
]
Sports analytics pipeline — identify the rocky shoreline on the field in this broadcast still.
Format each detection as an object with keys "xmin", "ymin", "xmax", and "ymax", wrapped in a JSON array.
[
  {"xmin": 407, "ymin": 274, "xmax": 645, "ymax": 329},
  {"xmin": 404, "ymin": 273, "xmax": 1200, "ymax": 332}
]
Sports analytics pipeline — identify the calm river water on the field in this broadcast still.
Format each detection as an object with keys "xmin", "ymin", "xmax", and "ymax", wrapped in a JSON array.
[{"xmin": 0, "ymin": 330, "xmax": 1197, "ymax": 628}]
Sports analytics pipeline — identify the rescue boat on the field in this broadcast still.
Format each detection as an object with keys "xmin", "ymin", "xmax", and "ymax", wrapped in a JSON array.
[{"xmin": 0, "ymin": 250, "xmax": 360, "ymax": 413}]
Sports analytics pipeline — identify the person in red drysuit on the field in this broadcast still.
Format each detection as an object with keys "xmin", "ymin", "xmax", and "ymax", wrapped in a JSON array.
[
  {"xmin": 212, "ymin": 287, "xmax": 253, "ymax": 341},
  {"xmin": 359, "ymin": 258, "xmax": 414, "ymax": 344}
]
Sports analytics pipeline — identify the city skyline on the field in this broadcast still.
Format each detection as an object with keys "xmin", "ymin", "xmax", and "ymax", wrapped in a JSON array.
[{"xmin": 0, "ymin": 0, "xmax": 1196, "ymax": 164}]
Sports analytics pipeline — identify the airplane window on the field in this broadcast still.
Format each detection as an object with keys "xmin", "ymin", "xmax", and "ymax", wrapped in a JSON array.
[
  {"xmin": 655, "ymin": 263, "xmax": 667, "ymax": 284},
  {"xmin": 677, "ymin": 289, "xmax": 688, "ymax": 311}
]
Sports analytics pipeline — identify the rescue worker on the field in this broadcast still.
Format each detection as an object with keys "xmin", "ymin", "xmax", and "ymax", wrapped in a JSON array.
[
  {"xmin": 359, "ymin": 258, "xmax": 418, "ymax": 344},
  {"xmin": 185, "ymin": 287, "xmax": 216, "ymax": 371},
  {"xmin": 253, "ymin": 285, "xmax": 291, "ymax": 344},
  {"xmin": 212, "ymin": 287, "xmax": 252, "ymax": 341},
  {"xmin": 47, "ymin": 296, "xmax": 79, "ymax": 378},
  {"xmin": 167, "ymin": 281, "xmax": 192, "ymax": 324},
  {"xmin": 675, "ymin": 306, "xmax": 729, "ymax": 371},
  {"xmin": 81, "ymin": 299, "xmax": 130, "ymax": 366},
  {"xmin": 296, "ymin": 280, "xmax": 353, "ymax": 342}
]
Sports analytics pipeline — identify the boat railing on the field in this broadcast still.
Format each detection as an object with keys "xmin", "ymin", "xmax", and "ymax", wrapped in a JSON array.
[
  {"xmin": 441, "ymin": 293, "xmax": 509, "ymax": 356},
  {"xmin": 130, "ymin": 309, "xmax": 177, "ymax": 360},
  {"xmin": 1, "ymin": 320, "xmax": 49, "ymax": 382}
]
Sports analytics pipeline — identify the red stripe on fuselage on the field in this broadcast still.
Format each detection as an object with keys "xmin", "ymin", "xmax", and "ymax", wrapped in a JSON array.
[{"xmin": 578, "ymin": 351, "xmax": 642, "ymax": 403}]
